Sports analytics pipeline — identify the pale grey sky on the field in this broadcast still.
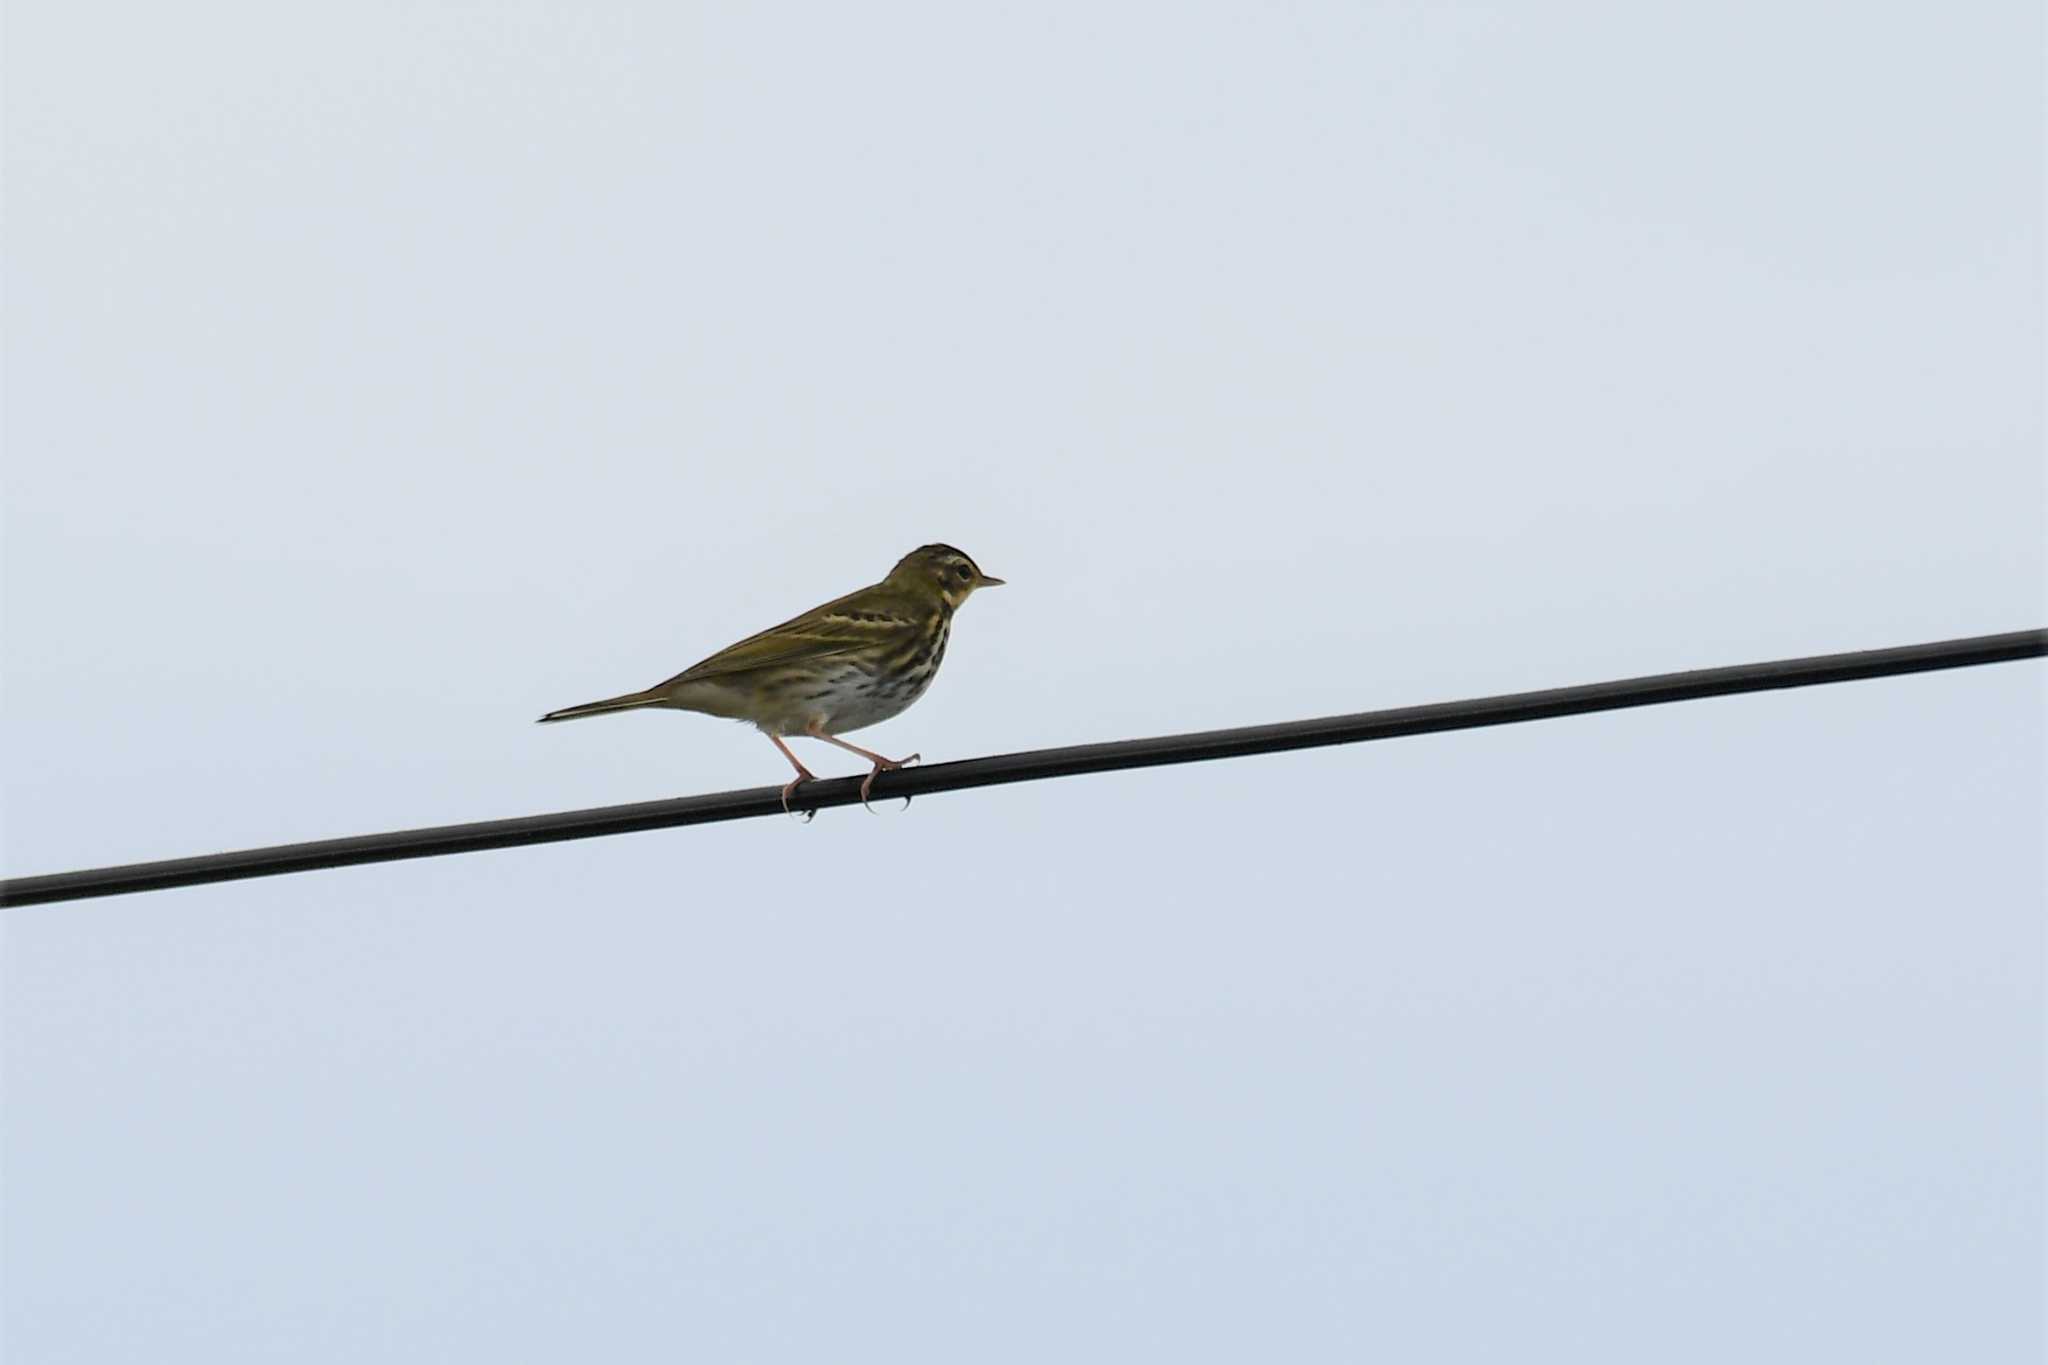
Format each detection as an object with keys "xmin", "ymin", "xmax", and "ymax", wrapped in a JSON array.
[{"xmin": 5, "ymin": 0, "xmax": 2043, "ymax": 1360}]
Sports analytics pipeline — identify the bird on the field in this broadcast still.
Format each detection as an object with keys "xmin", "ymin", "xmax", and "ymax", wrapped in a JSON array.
[{"xmin": 538, "ymin": 544, "xmax": 1004, "ymax": 813}]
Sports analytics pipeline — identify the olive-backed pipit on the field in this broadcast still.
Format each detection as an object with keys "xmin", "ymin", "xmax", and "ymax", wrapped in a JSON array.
[{"xmin": 539, "ymin": 544, "xmax": 1003, "ymax": 810}]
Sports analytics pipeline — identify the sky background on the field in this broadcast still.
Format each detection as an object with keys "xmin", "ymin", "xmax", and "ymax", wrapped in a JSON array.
[{"xmin": 5, "ymin": 0, "xmax": 2043, "ymax": 1360}]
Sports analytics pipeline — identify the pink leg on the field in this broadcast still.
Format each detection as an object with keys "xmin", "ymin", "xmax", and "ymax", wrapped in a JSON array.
[
  {"xmin": 804, "ymin": 722, "xmax": 920, "ymax": 809},
  {"xmin": 768, "ymin": 733, "xmax": 819, "ymax": 815}
]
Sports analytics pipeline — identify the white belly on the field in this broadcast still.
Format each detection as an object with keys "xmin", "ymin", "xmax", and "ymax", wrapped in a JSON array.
[{"xmin": 786, "ymin": 660, "xmax": 929, "ymax": 735}]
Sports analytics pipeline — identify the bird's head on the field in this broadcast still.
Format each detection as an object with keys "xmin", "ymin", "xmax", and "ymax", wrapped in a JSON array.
[{"xmin": 888, "ymin": 544, "xmax": 1004, "ymax": 608}]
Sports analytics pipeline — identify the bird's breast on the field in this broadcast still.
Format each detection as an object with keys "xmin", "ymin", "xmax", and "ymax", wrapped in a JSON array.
[{"xmin": 757, "ymin": 614, "xmax": 951, "ymax": 736}]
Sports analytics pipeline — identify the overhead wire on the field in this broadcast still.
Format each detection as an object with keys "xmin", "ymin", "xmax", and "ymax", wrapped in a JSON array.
[{"xmin": 3, "ymin": 628, "xmax": 2041, "ymax": 907}]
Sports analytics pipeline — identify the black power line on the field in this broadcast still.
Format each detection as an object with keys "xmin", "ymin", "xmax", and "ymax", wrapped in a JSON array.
[{"xmin": 4, "ymin": 628, "xmax": 2042, "ymax": 908}]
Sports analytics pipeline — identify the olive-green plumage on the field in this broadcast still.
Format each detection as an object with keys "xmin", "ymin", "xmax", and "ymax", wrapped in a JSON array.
[{"xmin": 539, "ymin": 544, "xmax": 1003, "ymax": 808}]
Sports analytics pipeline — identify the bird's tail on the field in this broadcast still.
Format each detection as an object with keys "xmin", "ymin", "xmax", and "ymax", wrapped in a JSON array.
[{"xmin": 536, "ymin": 688, "xmax": 667, "ymax": 724}]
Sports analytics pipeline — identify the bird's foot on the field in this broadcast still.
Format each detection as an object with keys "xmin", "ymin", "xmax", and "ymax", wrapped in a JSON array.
[
  {"xmin": 781, "ymin": 772, "xmax": 817, "ymax": 823},
  {"xmin": 859, "ymin": 753, "xmax": 921, "ymax": 813}
]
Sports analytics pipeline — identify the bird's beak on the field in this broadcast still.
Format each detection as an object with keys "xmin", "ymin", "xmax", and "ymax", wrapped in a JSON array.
[{"xmin": 976, "ymin": 574, "xmax": 1005, "ymax": 588}]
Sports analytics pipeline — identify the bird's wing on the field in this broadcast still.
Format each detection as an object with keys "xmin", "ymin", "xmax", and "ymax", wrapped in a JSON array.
[{"xmin": 655, "ymin": 586, "xmax": 922, "ymax": 689}]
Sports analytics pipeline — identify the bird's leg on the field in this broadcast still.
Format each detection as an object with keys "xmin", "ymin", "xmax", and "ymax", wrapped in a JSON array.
[
  {"xmin": 768, "ymin": 733, "xmax": 819, "ymax": 820},
  {"xmin": 804, "ymin": 723, "xmax": 920, "ymax": 812}
]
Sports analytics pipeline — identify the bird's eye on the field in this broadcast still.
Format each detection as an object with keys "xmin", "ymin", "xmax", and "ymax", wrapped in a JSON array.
[{"xmin": 955, "ymin": 566, "xmax": 973, "ymax": 581}]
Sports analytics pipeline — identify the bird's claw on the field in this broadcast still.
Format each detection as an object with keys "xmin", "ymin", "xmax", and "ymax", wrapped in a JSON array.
[
  {"xmin": 860, "ymin": 753, "xmax": 921, "ymax": 814},
  {"xmin": 781, "ymin": 776, "xmax": 816, "ymax": 824}
]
